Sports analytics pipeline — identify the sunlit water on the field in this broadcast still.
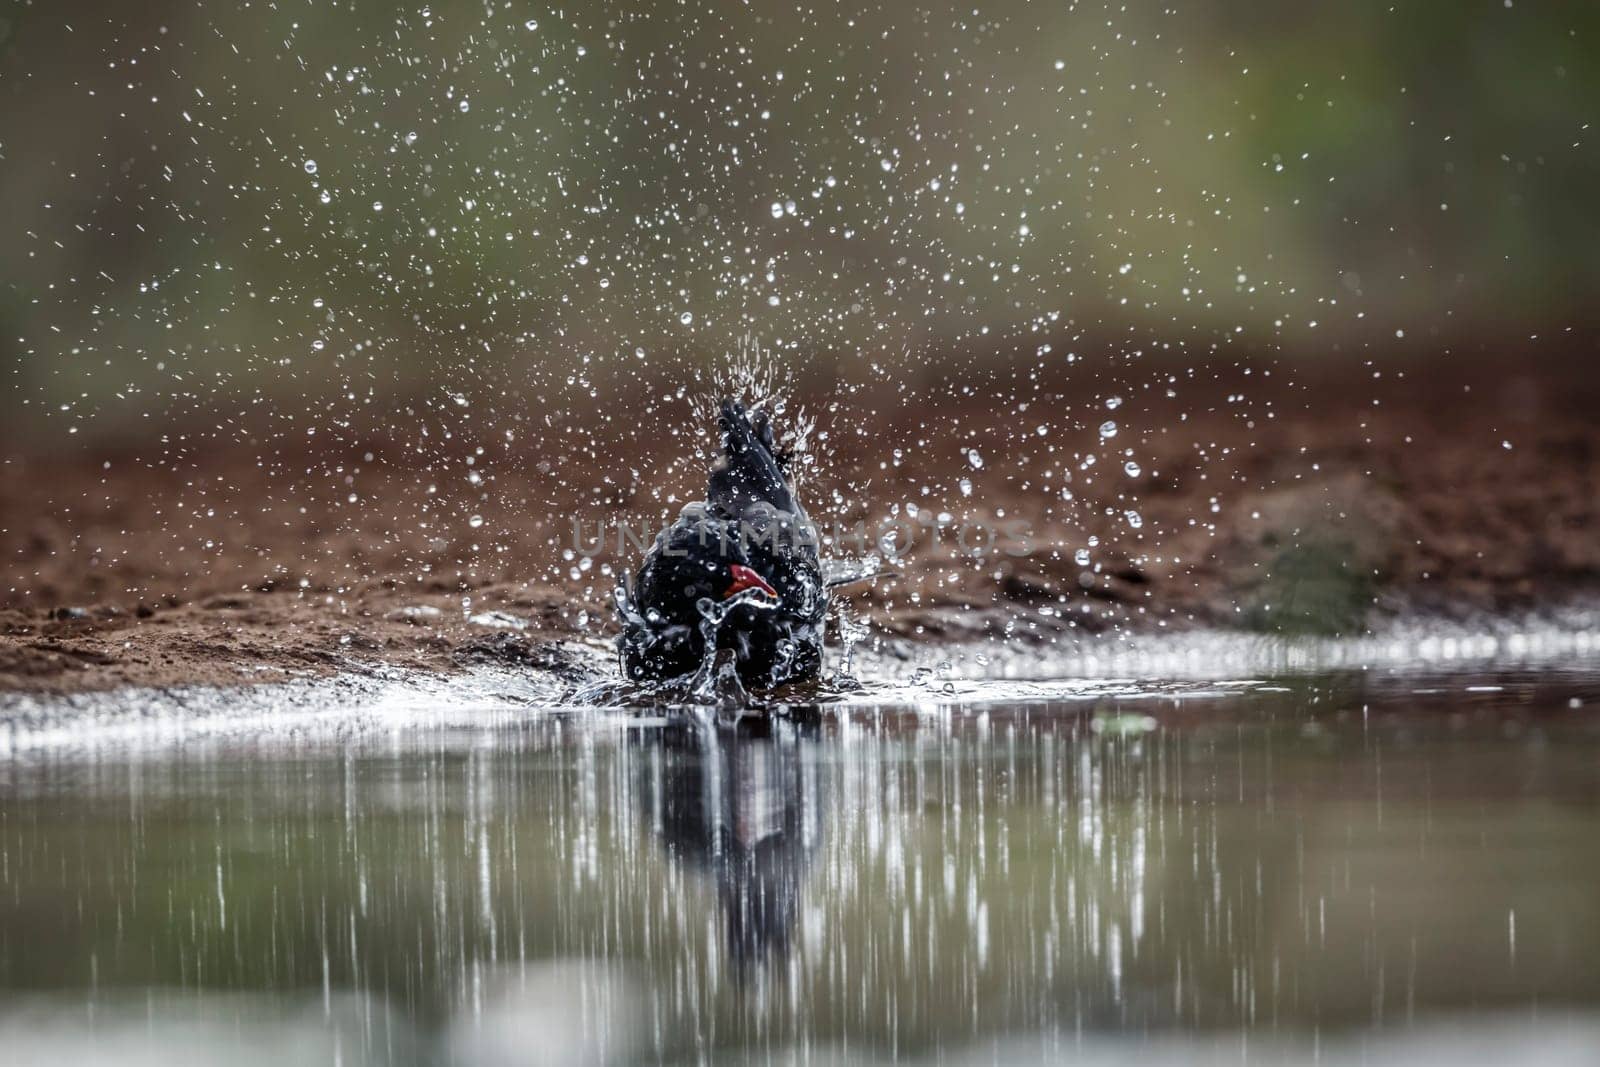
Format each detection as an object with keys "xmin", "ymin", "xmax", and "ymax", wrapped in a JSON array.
[{"xmin": 3, "ymin": 656, "xmax": 1600, "ymax": 1065}]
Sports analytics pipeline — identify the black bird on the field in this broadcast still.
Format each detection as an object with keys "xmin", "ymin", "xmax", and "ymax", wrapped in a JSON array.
[{"xmin": 617, "ymin": 399, "xmax": 827, "ymax": 690}]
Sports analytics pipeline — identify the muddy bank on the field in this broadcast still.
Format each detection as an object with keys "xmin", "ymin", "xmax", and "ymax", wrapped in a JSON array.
[
  {"xmin": 7, "ymin": 622, "xmax": 1600, "ymax": 756},
  {"xmin": 3, "ymin": 350, "xmax": 1598, "ymax": 693}
]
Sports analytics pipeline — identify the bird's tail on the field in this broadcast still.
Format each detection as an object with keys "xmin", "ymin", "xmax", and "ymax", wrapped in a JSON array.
[{"xmin": 708, "ymin": 398, "xmax": 797, "ymax": 517}]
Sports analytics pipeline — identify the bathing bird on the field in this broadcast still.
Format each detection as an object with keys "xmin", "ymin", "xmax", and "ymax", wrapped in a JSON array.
[{"xmin": 617, "ymin": 399, "xmax": 827, "ymax": 690}]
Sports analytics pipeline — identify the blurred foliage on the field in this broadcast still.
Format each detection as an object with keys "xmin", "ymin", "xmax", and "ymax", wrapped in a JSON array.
[
  {"xmin": 1245, "ymin": 541, "xmax": 1377, "ymax": 638},
  {"xmin": 2, "ymin": 0, "xmax": 1598, "ymax": 439}
]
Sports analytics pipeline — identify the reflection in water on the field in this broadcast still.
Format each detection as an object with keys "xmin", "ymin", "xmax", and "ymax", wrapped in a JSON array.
[
  {"xmin": 640, "ymin": 716, "xmax": 825, "ymax": 969},
  {"xmin": 0, "ymin": 672, "xmax": 1599, "ymax": 1063}
]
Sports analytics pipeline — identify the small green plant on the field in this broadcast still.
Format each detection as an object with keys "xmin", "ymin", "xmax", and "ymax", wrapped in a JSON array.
[{"xmin": 1244, "ymin": 540, "xmax": 1375, "ymax": 637}]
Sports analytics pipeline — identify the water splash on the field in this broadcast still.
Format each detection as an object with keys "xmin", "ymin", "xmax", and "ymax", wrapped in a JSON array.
[
  {"xmin": 828, "ymin": 598, "xmax": 870, "ymax": 690},
  {"xmin": 700, "ymin": 335, "xmax": 794, "ymax": 419},
  {"xmin": 684, "ymin": 587, "xmax": 777, "ymax": 716}
]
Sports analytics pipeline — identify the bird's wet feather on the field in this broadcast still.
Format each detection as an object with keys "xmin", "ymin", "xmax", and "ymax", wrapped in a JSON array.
[{"xmin": 618, "ymin": 400, "xmax": 828, "ymax": 693}]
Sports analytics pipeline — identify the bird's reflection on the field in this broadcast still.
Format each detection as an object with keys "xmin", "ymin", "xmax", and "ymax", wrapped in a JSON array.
[{"xmin": 637, "ymin": 714, "xmax": 826, "ymax": 968}]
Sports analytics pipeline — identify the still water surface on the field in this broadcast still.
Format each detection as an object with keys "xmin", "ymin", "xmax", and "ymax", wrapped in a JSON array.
[{"xmin": 3, "ymin": 667, "xmax": 1599, "ymax": 1064}]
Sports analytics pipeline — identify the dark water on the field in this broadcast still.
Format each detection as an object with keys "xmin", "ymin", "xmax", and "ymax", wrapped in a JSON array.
[{"xmin": 3, "ymin": 668, "xmax": 1600, "ymax": 1065}]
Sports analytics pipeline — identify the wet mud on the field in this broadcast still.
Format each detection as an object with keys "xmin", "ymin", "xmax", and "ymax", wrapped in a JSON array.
[{"xmin": 3, "ymin": 351, "xmax": 1597, "ymax": 693}]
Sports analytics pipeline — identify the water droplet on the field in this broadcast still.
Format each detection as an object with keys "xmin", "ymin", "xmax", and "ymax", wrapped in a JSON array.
[
  {"xmin": 1099, "ymin": 420, "xmax": 1118, "ymax": 439},
  {"xmin": 524, "ymin": 19, "xmax": 539, "ymax": 30},
  {"xmin": 1124, "ymin": 460, "xmax": 1142, "ymax": 477},
  {"xmin": 458, "ymin": 98, "xmax": 470, "ymax": 113},
  {"xmin": 468, "ymin": 514, "xmax": 484, "ymax": 529},
  {"xmin": 967, "ymin": 448, "xmax": 984, "ymax": 469},
  {"xmin": 302, "ymin": 159, "xmax": 317, "ymax": 174},
  {"xmin": 371, "ymin": 200, "xmax": 384, "ymax": 213},
  {"xmin": 679, "ymin": 311, "xmax": 694, "ymax": 326}
]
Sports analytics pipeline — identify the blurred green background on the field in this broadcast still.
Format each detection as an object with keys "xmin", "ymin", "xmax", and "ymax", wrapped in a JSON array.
[{"xmin": 2, "ymin": 0, "xmax": 1597, "ymax": 444}]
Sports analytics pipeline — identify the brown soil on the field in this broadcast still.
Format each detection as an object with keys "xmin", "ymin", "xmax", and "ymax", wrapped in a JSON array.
[{"xmin": 3, "ymin": 348, "xmax": 1598, "ymax": 693}]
